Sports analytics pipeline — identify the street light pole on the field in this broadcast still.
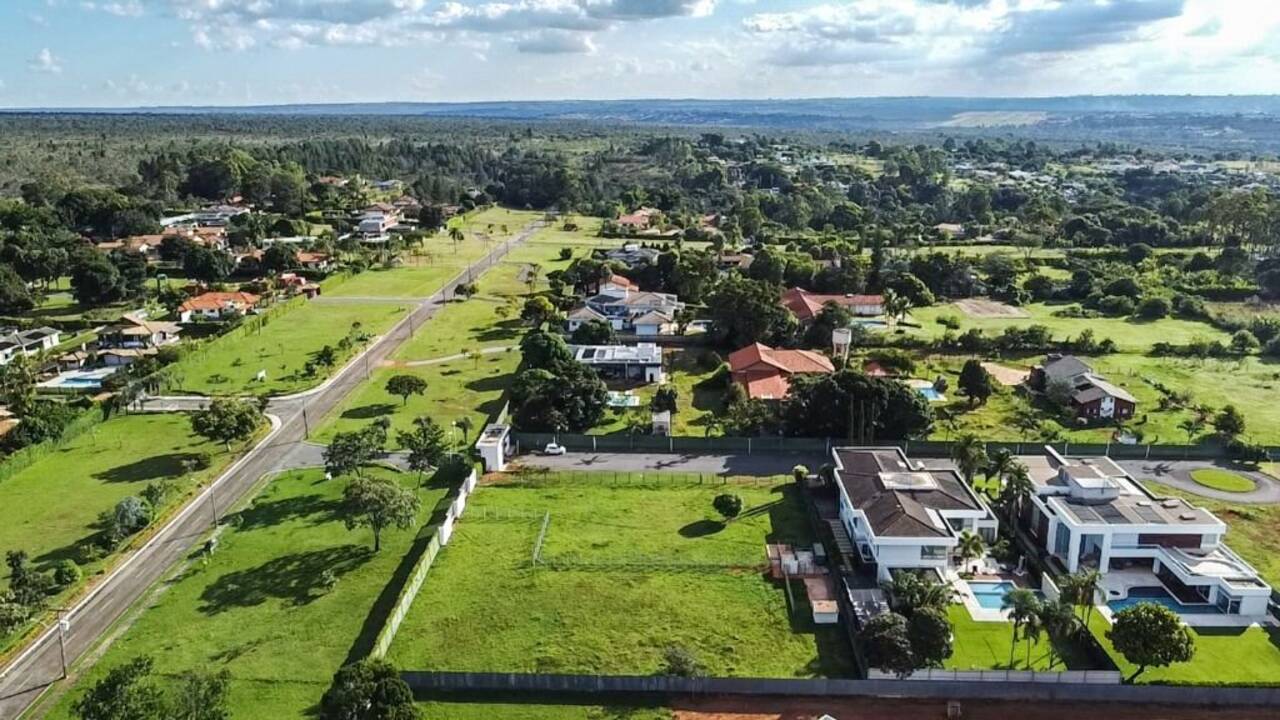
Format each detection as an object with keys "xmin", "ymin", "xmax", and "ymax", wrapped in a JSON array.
[
  {"xmin": 208, "ymin": 490, "xmax": 219, "ymax": 526},
  {"xmin": 57, "ymin": 615, "xmax": 70, "ymax": 679},
  {"xmin": 303, "ymin": 406, "xmax": 310, "ymax": 438}
]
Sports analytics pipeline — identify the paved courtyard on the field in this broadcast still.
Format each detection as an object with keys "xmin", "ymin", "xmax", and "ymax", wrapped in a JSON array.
[{"xmin": 1114, "ymin": 459, "xmax": 1280, "ymax": 504}]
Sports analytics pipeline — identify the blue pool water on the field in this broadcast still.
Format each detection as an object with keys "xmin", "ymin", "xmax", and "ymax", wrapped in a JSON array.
[
  {"xmin": 1107, "ymin": 586, "xmax": 1223, "ymax": 615},
  {"xmin": 916, "ymin": 387, "xmax": 944, "ymax": 401},
  {"xmin": 969, "ymin": 581, "xmax": 1042, "ymax": 610}
]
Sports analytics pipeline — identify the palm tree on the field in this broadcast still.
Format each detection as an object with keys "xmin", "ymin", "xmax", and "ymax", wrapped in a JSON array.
[
  {"xmin": 1071, "ymin": 569, "xmax": 1102, "ymax": 628},
  {"xmin": 448, "ymin": 227, "xmax": 464, "ymax": 253},
  {"xmin": 1178, "ymin": 416, "xmax": 1205, "ymax": 446},
  {"xmin": 951, "ymin": 434, "xmax": 988, "ymax": 487},
  {"xmin": 983, "ymin": 447, "xmax": 1016, "ymax": 497},
  {"xmin": 882, "ymin": 572, "xmax": 957, "ymax": 616},
  {"xmin": 1001, "ymin": 588, "xmax": 1041, "ymax": 668},
  {"xmin": 1036, "ymin": 598, "xmax": 1078, "ymax": 669},
  {"xmin": 455, "ymin": 416, "xmax": 474, "ymax": 444},
  {"xmin": 999, "ymin": 462, "xmax": 1035, "ymax": 523},
  {"xmin": 1020, "ymin": 609, "xmax": 1045, "ymax": 669},
  {"xmin": 956, "ymin": 530, "xmax": 985, "ymax": 571}
]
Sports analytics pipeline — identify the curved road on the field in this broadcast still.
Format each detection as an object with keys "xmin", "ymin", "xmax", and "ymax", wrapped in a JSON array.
[{"xmin": 0, "ymin": 221, "xmax": 542, "ymax": 719}]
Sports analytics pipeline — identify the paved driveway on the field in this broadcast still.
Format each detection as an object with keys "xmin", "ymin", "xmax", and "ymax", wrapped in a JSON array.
[
  {"xmin": 515, "ymin": 451, "xmax": 828, "ymax": 477},
  {"xmin": 1114, "ymin": 459, "xmax": 1280, "ymax": 504}
]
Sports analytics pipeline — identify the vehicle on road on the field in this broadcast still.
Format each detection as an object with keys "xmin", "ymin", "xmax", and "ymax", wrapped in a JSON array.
[{"xmin": 542, "ymin": 443, "xmax": 566, "ymax": 456}]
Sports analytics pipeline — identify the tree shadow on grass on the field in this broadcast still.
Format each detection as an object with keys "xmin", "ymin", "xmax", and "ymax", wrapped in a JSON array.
[
  {"xmin": 466, "ymin": 374, "xmax": 514, "ymax": 393},
  {"xmin": 92, "ymin": 453, "xmax": 208, "ymax": 483},
  {"xmin": 678, "ymin": 519, "xmax": 724, "ymax": 538},
  {"xmin": 231, "ymin": 493, "xmax": 340, "ymax": 531},
  {"xmin": 199, "ymin": 544, "xmax": 372, "ymax": 615},
  {"xmin": 341, "ymin": 403, "xmax": 397, "ymax": 420}
]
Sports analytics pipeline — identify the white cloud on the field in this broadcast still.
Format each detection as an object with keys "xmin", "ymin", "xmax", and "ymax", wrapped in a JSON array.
[
  {"xmin": 28, "ymin": 48, "xmax": 64, "ymax": 74},
  {"xmin": 82, "ymin": 1, "xmax": 144, "ymax": 16},
  {"xmin": 517, "ymin": 30, "xmax": 597, "ymax": 54}
]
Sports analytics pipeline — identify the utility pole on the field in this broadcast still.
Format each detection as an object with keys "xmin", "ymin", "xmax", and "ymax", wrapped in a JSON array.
[
  {"xmin": 57, "ymin": 615, "xmax": 70, "ymax": 679},
  {"xmin": 208, "ymin": 490, "xmax": 219, "ymax": 526},
  {"xmin": 303, "ymin": 406, "xmax": 310, "ymax": 438}
]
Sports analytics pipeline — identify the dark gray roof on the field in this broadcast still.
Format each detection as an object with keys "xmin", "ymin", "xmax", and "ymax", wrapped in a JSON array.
[
  {"xmin": 1041, "ymin": 354, "xmax": 1093, "ymax": 381},
  {"xmin": 833, "ymin": 448, "xmax": 982, "ymax": 539}
]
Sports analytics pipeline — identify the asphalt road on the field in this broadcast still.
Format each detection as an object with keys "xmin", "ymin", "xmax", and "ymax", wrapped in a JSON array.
[
  {"xmin": 0, "ymin": 222, "xmax": 542, "ymax": 719},
  {"xmin": 517, "ymin": 451, "xmax": 830, "ymax": 477}
]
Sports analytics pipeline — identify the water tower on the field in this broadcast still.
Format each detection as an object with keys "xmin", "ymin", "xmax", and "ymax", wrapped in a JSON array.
[{"xmin": 832, "ymin": 327, "xmax": 853, "ymax": 361}]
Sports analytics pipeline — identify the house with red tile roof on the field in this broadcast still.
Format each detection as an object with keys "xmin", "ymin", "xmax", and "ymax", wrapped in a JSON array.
[
  {"xmin": 781, "ymin": 287, "xmax": 883, "ymax": 323},
  {"xmin": 728, "ymin": 343, "xmax": 835, "ymax": 400},
  {"xmin": 616, "ymin": 207, "xmax": 661, "ymax": 230},
  {"xmin": 178, "ymin": 291, "xmax": 262, "ymax": 322}
]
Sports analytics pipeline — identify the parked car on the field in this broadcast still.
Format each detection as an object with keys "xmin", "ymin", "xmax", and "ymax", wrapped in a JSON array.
[{"xmin": 542, "ymin": 442, "xmax": 566, "ymax": 456}]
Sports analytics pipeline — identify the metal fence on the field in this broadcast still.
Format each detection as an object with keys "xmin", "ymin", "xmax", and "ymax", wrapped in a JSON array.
[
  {"xmin": 401, "ymin": 670, "xmax": 1280, "ymax": 705},
  {"xmin": 867, "ymin": 668, "xmax": 1120, "ymax": 684},
  {"xmin": 512, "ymin": 432, "xmax": 1269, "ymax": 462}
]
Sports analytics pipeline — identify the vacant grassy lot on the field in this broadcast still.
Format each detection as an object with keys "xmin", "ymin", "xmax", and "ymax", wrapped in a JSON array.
[
  {"xmin": 388, "ymin": 475, "xmax": 854, "ymax": 678},
  {"xmin": 327, "ymin": 207, "xmax": 544, "ymax": 299},
  {"xmin": 1087, "ymin": 613, "xmax": 1280, "ymax": 685},
  {"xmin": 910, "ymin": 302, "xmax": 1232, "ymax": 353},
  {"xmin": 172, "ymin": 300, "xmax": 406, "ymax": 395},
  {"xmin": 0, "ymin": 414, "xmax": 243, "ymax": 589},
  {"xmin": 44, "ymin": 467, "xmax": 450, "ymax": 720},
  {"xmin": 945, "ymin": 606, "xmax": 1099, "ymax": 672}
]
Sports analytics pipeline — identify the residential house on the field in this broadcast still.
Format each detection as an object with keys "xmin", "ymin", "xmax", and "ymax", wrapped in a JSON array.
[
  {"xmin": 357, "ymin": 203, "xmax": 402, "ymax": 236},
  {"xmin": 297, "ymin": 251, "xmax": 335, "ymax": 273},
  {"xmin": 261, "ymin": 236, "xmax": 317, "ymax": 248},
  {"xmin": 178, "ymin": 291, "xmax": 262, "ymax": 322},
  {"xmin": 1028, "ymin": 354, "xmax": 1136, "ymax": 421},
  {"xmin": 616, "ymin": 207, "xmax": 661, "ymax": 231},
  {"xmin": 831, "ymin": 446, "xmax": 999, "ymax": 583},
  {"xmin": 96, "ymin": 235, "xmax": 162, "ymax": 263},
  {"xmin": 782, "ymin": 288, "xmax": 884, "ymax": 324},
  {"xmin": 99, "ymin": 313, "xmax": 181, "ymax": 351},
  {"xmin": 1021, "ymin": 448, "xmax": 1271, "ymax": 617},
  {"xmin": 727, "ymin": 343, "xmax": 834, "ymax": 400},
  {"xmin": 191, "ymin": 204, "xmax": 250, "ymax": 227},
  {"xmin": 392, "ymin": 195, "xmax": 422, "ymax": 217},
  {"xmin": 278, "ymin": 273, "xmax": 322, "ymax": 298},
  {"xmin": 0, "ymin": 327, "xmax": 61, "ymax": 365},
  {"xmin": 600, "ymin": 243, "xmax": 661, "ymax": 269},
  {"xmin": 571, "ymin": 343, "xmax": 665, "ymax": 383},
  {"xmin": 567, "ymin": 281, "xmax": 682, "ymax": 335}
]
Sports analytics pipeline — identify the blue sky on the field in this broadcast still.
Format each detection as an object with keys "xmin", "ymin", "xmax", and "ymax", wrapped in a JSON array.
[{"xmin": 2, "ymin": 1, "xmax": 1279, "ymax": 108}]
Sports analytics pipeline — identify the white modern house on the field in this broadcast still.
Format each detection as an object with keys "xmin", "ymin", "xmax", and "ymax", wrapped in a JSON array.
[
  {"xmin": 1021, "ymin": 447, "xmax": 1271, "ymax": 618},
  {"xmin": 831, "ymin": 447, "xmax": 999, "ymax": 582},
  {"xmin": 570, "ymin": 343, "xmax": 665, "ymax": 384},
  {"xmin": 566, "ymin": 279, "xmax": 682, "ymax": 335},
  {"xmin": 0, "ymin": 327, "xmax": 61, "ymax": 365}
]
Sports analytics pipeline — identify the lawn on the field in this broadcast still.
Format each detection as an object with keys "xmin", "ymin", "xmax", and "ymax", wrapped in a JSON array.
[
  {"xmin": 387, "ymin": 474, "xmax": 855, "ymax": 678},
  {"xmin": 1087, "ymin": 613, "xmax": 1280, "ymax": 685},
  {"xmin": 171, "ymin": 299, "xmax": 407, "ymax": 395},
  {"xmin": 1190, "ymin": 468, "xmax": 1256, "ymax": 493},
  {"xmin": 945, "ymin": 606, "xmax": 1099, "ymax": 671},
  {"xmin": 43, "ymin": 466, "xmax": 452, "ymax": 720},
  {"xmin": 909, "ymin": 302, "xmax": 1233, "ymax": 353},
  {"xmin": 313, "ymin": 222, "xmax": 588, "ymax": 447},
  {"xmin": 0, "ymin": 414, "xmax": 251, "ymax": 651}
]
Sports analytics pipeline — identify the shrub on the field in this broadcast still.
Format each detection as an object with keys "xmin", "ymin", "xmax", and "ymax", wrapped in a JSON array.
[
  {"xmin": 1135, "ymin": 296, "xmax": 1171, "ymax": 319},
  {"xmin": 558, "ymin": 247, "xmax": 573, "ymax": 260},
  {"xmin": 1097, "ymin": 295, "xmax": 1136, "ymax": 317},
  {"xmin": 713, "ymin": 493, "xmax": 743, "ymax": 520},
  {"xmin": 936, "ymin": 314, "xmax": 961, "ymax": 330},
  {"xmin": 53, "ymin": 560, "xmax": 81, "ymax": 587},
  {"xmin": 660, "ymin": 645, "xmax": 706, "ymax": 677}
]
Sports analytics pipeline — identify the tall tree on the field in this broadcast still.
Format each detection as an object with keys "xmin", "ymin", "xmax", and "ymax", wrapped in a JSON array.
[
  {"xmin": 1108, "ymin": 603, "xmax": 1195, "ymax": 682},
  {"xmin": 72, "ymin": 656, "xmax": 166, "ymax": 720},
  {"xmin": 320, "ymin": 659, "xmax": 419, "ymax": 720},
  {"xmin": 190, "ymin": 398, "xmax": 262, "ymax": 450},
  {"xmin": 385, "ymin": 374, "xmax": 428, "ymax": 406},
  {"xmin": 957, "ymin": 359, "xmax": 994, "ymax": 406},
  {"xmin": 397, "ymin": 416, "xmax": 448, "ymax": 479},
  {"xmin": 340, "ymin": 476, "xmax": 420, "ymax": 552}
]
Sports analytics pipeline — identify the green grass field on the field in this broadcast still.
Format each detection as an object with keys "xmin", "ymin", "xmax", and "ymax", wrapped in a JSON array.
[
  {"xmin": 313, "ymin": 221, "xmax": 588, "ymax": 447},
  {"xmin": 43, "ymin": 466, "xmax": 451, "ymax": 720},
  {"xmin": 909, "ymin": 302, "xmax": 1233, "ymax": 353},
  {"xmin": 945, "ymin": 606, "xmax": 1099, "ymax": 671},
  {"xmin": 1190, "ymin": 468, "xmax": 1256, "ymax": 493},
  {"xmin": 387, "ymin": 475, "xmax": 854, "ymax": 678},
  {"xmin": 1088, "ymin": 612, "xmax": 1280, "ymax": 685},
  {"xmin": 171, "ymin": 300, "xmax": 407, "ymax": 395},
  {"xmin": 0, "ymin": 414, "xmax": 244, "ymax": 589},
  {"xmin": 591, "ymin": 349, "xmax": 727, "ymax": 437}
]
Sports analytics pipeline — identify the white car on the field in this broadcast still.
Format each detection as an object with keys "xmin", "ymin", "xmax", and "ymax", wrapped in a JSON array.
[{"xmin": 542, "ymin": 442, "xmax": 566, "ymax": 456}]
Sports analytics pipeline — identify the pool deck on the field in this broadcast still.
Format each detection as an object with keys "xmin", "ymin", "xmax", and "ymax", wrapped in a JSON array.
[{"xmin": 948, "ymin": 570, "xmax": 1038, "ymax": 622}]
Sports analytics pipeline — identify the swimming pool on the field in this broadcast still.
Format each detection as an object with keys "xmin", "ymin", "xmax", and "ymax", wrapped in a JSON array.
[
  {"xmin": 1107, "ymin": 586, "xmax": 1223, "ymax": 615},
  {"xmin": 968, "ymin": 581, "xmax": 1042, "ymax": 610},
  {"xmin": 916, "ymin": 387, "xmax": 945, "ymax": 402}
]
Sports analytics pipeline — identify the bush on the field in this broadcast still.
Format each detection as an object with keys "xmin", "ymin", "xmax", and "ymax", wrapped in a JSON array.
[
  {"xmin": 660, "ymin": 645, "xmax": 705, "ymax": 677},
  {"xmin": 53, "ymin": 559, "xmax": 81, "ymax": 587},
  {"xmin": 713, "ymin": 493, "xmax": 743, "ymax": 520},
  {"xmin": 558, "ymin": 247, "xmax": 573, "ymax": 260},
  {"xmin": 1136, "ymin": 296, "xmax": 1171, "ymax": 319},
  {"xmin": 1097, "ymin": 295, "xmax": 1136, "ymax": 317},
  {"xmin": 936, "ymin": 315, "xmax": 961, "ymax": 330}
]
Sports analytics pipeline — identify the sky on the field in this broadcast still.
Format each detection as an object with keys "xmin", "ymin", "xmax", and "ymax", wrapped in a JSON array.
[{"xmin": 2, "ymin": 0, "xmax": 1280, "ymax": 108}]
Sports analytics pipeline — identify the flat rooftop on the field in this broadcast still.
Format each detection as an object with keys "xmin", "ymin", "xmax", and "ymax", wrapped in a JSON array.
[{"xmin": 571, "ymin": 344, "xmax": 662, "ymax": 364}]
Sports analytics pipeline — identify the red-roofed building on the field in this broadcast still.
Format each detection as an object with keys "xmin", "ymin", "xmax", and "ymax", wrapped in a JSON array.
[
  {"xmin": 728, "ymin": 343, "xmax": 835, "ymax": 400},
  {"xmin": 617, "ymin": 207, "xmax": 660, "ymax": 230},
  {"xmin": 781, "ymin": 287, "xmax": 883, "ymax": 323},
  {"xmin": 178, "ymin": 291, "xmax": 262, "ymax": 322}
]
